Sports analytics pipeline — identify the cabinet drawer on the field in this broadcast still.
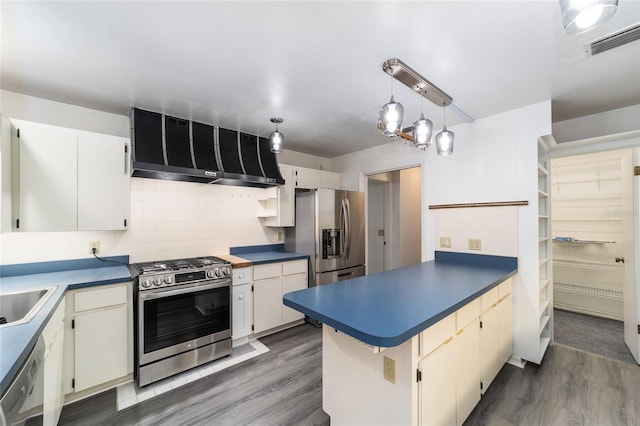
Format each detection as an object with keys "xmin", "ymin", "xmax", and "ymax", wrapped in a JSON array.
[
  {"xmin": 421, "ymin": 313, "xmax": 455, "ymax": 356},
  {"xmin": 282, "ymin": 259, "xmax": 307, "ymax": 276},
  {"xmin": 74, "ymin": 284, "xmax": 128, "ymax": 312},
  {"xmin": 499, "ymin": 278, "xmax": 513, "ymax": 299},
  {"xmin": 481, "ymin": 287, "xmax": 500, "ymax": 313},
  {"xmin": 42, "ymin": 299, "xmax": 65, "ymax": 348},
  {"xmin": 233, "ymin": 267, "xmax": 252, "ymax": 285},
  {"xmin": 457, "ymin": 298, "xmax": 480, "ymax": 330},
  {"xmin": 253, "ymin": 263, "xmax": 282, "ymax": 281}
]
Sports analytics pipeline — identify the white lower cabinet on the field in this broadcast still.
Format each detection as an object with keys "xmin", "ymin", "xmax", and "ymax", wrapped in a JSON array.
[
  {"xmin": 253, "ymin": 277, "xmax": 282, "ymax": 333},
  {"xmin": 22, "ymin": 299, "xmax": 66, "ymax": 425},
  {"xmin": 418, "ymin": 338, "xmax": 456, "ymax": 426},
  {"xmin": 324, "ymin": 278, "xmax": 514, "ymax": 426},
  {"xmin": 232, "ymin": 267, "xmax": 253, "ymax": 341},
  {"xmin": 63, "ymin": 282, "xmax": 132, "ymax": 399},
  {"xmin": 253, "ymin": 259, "xmax": 308, "ymax": 334},
  {"xmin": 42, "ymin": 299, "xmax": 66, "ymax": 426}
]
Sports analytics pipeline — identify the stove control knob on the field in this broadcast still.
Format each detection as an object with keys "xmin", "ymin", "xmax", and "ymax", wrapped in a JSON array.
[
  {"xmin": 223, "ymin": 266, "xmax": 231, "ymax": 276},
  {"xmin": 141, "ymin": 279, "xmax": 152, "ymax": 288},
  {"xmin": 154, "ymin": 277, "xmax": 163, "ymax": 286},
  {"xmin": 164, "ymin": 276, "xmax": 173, "ymax": 284},
  {"xmin": 207, "ymin": 270, "xmax": 215, "ymax": 278},
  {"xmin": 215, "ymin": 268, "xmax": 223, "ymax": 278}
]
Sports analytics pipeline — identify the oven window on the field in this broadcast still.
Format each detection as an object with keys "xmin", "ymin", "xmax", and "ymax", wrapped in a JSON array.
[{"xmin": 143, "ymin": 286, "xmax": 230, "ymax": 354}]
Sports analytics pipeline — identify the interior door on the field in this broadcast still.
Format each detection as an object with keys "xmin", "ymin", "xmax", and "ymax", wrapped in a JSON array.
[{"xmin": 623, "ymin": 149, "xmax": 639, "ymax": 364}]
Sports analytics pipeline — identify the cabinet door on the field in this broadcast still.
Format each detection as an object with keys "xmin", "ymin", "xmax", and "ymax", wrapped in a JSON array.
[
  {"xmin": 418, "ymin": 340, "xmax": 456, "ymax": 426},
  {"xmin": 74, "ymin": 305, "xmax": 128, "ymax": 392},
  {"xmin": 294, "ymin": 167, "xmax": 320, "ymax": 189},
  {"xmin": 12, "ymin": 120, "xmax": 78, "ymax": 231},
  {"xmin": 281, "ymin": 273, "xmax": 307, "ymax": 324},
  {"xmin": 266, "ymin": 164, "xmax": 294, "ymax": 227},
  {"xmin": 319, "ymin": 171, "xmax": 342, "ymax": 189},
  {"xmin": 232, "ymin": 284, "xmax": 253, "ymax": 339},
  {"xmin": 499, "ymin": 294, "xmax": 513, "ymax": 365},
  {"xmin": 480, "ymin": 304, "xmax": 501, "ymax": 394},
  {"xmin": 43, "ymin": 320, "xmax": 65, "ymax": 426},
  {"xmin": 253, "ymin": 277, "xmax": 282, "ymax": 333},
  {"xmin": 455, "ymin": 319, "xmax": 480, "ymax": 426},
  {"xmin": 77, "ymin": 132, "xmax": 129, "ymax": 230}
]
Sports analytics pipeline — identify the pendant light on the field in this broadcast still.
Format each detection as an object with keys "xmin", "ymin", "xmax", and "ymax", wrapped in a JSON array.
[
  {"xmin": 559, "ymin": 0, "xmax": 618, "ymax": 35},
  {"xmin": 435, "ymin": 104, "xmax": 454, "ymax": 156},
  {"xmin": 379, "ymin": 74, "xmax": 404, "ymax": 136},
  {"xmin": 412, "ymin": 90, "xmax": 433, "ymax": 148},
  {"xmin": 269, "ymin": 117, "xmax": 284, "ymax": 153}
]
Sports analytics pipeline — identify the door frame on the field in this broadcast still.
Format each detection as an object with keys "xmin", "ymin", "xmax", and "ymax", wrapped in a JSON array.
[{"xmin": 548, "ymin": 134, "xmax": 640, "ymax": 363}]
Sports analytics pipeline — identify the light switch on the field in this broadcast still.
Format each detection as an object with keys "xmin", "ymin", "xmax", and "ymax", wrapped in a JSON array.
[
  {"xmin": 469, "ymin": 239, "xmax": 482, "ymax": 250},
  {"xmin": 440, "ymin": 237, "xmax": 451, "ymax": 248}
]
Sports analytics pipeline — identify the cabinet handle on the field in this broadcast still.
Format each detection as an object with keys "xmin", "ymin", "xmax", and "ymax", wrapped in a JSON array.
[
  {"xmin": 443, "ymin": 336, "xmax": 454, "ymax": 345},
  {"xmin": 239, "ymin": 294, "xmax": 243, "ymax": 301},
  {"xmin": 456, "ymin": 329, "xmax": 465, "ymax": 336}
]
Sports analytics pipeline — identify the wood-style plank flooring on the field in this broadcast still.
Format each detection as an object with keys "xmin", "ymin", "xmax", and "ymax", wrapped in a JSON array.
[{"xmin": 58, "ymin": 323, "xmax": 640, "ymax": 425}]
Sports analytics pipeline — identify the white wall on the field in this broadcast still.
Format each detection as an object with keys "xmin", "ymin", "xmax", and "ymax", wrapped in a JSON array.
[
  {"xmin": 552, "ymin": 104, "xmax": 640, "ymax": 143},
  {"xmin": 331, "ymin": 100, "xmax": 552, "ymax": 364},
  {"xmin": 398, "ymin": 167, "xmax": 421, "ymax": 268},
  {"xmin": 0, "ymin": 92, "xmax": 329, "ymax": 265}
]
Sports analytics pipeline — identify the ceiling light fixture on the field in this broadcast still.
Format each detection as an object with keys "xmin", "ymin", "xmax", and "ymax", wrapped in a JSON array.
[
  {"xmin": 379, "ymin": 58, "xmax": 464, "ymax": 155},
  {"xmin": 379, "ymin": 73, "xmax": 404, "ymax": 136},
  {"xmin": 560, "ymin": 0, "xmax": 618, "ymax": 35},
  {"xmin": 269, "ymin": 117, "xmax": 284, "ymax": 153},
  {"xmin": 412, "ymin": 90, "xmax": 433, "ymax": 149},
  {"xmin": 435, "ymin": 104, "xmax": 454, "ymax": 156}
]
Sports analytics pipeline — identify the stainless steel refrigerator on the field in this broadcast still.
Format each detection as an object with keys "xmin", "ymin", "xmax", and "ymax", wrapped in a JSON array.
[{"xmin": 285, "ymin": 188, "xmax": 365, "ymax": 286}]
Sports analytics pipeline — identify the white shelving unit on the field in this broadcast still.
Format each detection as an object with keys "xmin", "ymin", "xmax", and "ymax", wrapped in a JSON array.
[{"xmin": 537, "ymin": 138, "xmax": 553, "ymax": 362}]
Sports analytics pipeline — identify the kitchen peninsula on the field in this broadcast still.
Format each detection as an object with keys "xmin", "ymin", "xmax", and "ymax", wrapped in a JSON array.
[{"xmin": 283, "ymin": 251, "xmax": 517, "ymax": 425}]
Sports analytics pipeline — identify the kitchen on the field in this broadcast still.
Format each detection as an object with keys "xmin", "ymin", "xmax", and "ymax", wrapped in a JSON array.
[{"xmin": 1, "ymin": 1, "xmax": 640, "ymax": 425}]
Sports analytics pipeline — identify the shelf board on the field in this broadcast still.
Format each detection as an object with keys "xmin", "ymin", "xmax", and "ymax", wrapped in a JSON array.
[
  {"xmin": 538, "ymin": 189, "xmax": 549, "ymax": 197},
  {"xmin": 537, "ymin": 163, "xmax": 549, "ymax": 176},
  {"xmin": 553, "ymin": 238, "xmax": 615, "ymax": 244},
  {"xmin": 553, "ymin": 259, "xmax": 623, "ymax": 271},
  {"xmin": 553, "ymin": 282, "xmax": 623, "ymax": 300},
  {"xmin": 538, "ymin": 215, "xmax": 549, "ymax": 219},
  {"xmin": 540, "ymin": 299, "xmax": 550, "ymax": 315},
  {"xmin": 539, "ymin": 314, "xmax": 550, "ymax": 333}
]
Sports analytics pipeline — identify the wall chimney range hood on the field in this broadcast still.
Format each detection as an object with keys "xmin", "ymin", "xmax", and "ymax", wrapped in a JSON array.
[{"xmin": 130, "ymin": 108, "xmax": 285, "ymax": 187}]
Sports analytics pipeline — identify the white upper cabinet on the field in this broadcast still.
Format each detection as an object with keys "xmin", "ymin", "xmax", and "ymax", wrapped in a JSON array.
[
  {"xmin": 11, "ymin": 119, "xmax": 78, "ymax": 231},
  {"xmin": 9, "ymin": 119, "xmax": 130, "ymax": 232},
  {"xmin": 319, "ymin": 170, "xmax": 343, "ymax": 189},
  {"xmin": 293, "ymin": 166, "xmax": 320, "ymax": 189},
  {"xmin": 77, "ymin": 131, "xmax": 129, "ymax": 230}
]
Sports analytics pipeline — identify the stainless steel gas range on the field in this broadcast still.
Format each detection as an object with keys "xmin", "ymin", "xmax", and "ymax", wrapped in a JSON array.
[{"xmin": 133, "ymin": 256, "xmax": 232, "ymax": 387}]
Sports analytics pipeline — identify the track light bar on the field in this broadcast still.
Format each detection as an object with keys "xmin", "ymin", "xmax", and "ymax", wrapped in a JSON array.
[{"xmin": 382, "ymin": 58, "xmax": 453, "ymax": 107}]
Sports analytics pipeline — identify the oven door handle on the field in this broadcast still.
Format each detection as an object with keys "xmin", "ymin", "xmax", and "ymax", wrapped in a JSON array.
[{"xmin": 139, "ymin": 281, "xmax": 229, "ymax": 300}]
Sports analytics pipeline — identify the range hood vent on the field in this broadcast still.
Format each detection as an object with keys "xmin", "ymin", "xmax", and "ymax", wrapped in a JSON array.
[
  {"xmin": 130, "ymin": 108, "xmax": 284, "ymax": 187},
  {"xmin": 586, "ymin": 24, "xmax": 640, "ymax": 56}
]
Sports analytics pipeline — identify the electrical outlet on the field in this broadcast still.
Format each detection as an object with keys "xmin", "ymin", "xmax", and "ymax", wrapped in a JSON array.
[
  {"xmin": 277, "ymin": 231, "xmax": 283, "ymax": 241},
  {"xmin": 89, "ymin": 241, "xmax": 100, "ymax": 254},
  {"xmin": 383, "ymin": 356, "xmax": 396, "ymax": 384},
  {"xmin": 440, "ymin": 237, "xmax": 451, "ymax": 248},
  {"xmin": 469, "ymin": 239, "xmax": 482, "ymax": 250}
]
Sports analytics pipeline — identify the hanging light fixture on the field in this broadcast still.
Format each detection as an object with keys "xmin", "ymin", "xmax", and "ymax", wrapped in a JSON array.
[
  {"xmin": 559, "ymin": 0, "xmax": 618, "ymax": 35},
  {"xmin": 269, "ymin": 117, "xmax": 284, "ymax": 153},
  {"xmin": 379, "ymin": 73, "xmax": 404, "ymax": 136},
  {"xmin": 412, "ymin": 90, "xmax": 433, "ymax": 148},
  {"xmin": 435, "ymin": 104, "xmax": 454, "ymax": 156}
]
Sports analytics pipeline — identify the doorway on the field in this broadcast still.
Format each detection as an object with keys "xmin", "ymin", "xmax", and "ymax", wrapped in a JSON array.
[
  {"xmin": 366, "ymin": 166, "xmax": 421, "ymax": 274},
  {"xmin": 550, "ymin": 148, "xmax": 638, "ymax": 364}
]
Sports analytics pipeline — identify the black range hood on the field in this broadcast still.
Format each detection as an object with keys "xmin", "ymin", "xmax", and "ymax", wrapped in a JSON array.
[{"xmin": 130, "ymin": 107, "xmax": 284, "ymax": 187}]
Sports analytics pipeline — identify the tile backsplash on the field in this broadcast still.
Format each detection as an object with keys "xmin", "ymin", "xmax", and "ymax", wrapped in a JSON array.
[{"xmin": 1, "ymin": 177, "xmax": 281, "ymax": 265}]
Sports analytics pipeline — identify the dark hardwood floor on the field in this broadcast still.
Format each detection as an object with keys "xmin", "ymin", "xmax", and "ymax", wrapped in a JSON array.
[
  {"xmin": 58, "ymin": 324, "xmax": 329, "ymax": 426},
  {"xmin": 58, "ymin": 323, "xmax": 640, "ymax": 426}
]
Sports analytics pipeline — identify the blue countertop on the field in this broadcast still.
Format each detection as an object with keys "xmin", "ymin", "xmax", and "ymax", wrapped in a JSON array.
[
  {"xmin": 230, "ymin": 244, "xmax": 308, "ymax": 265},
  {"xmin": 0, "ymin": 258, "xmax": 131, "ymax": 396},
  {"xmin": 283, "ymin": 252, "xmax": 517, "ymax": 347}
]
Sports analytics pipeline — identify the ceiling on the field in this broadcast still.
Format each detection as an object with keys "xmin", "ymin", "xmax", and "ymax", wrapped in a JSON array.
[{"xmin": 2, "ymin": 1, "xmax": 639, "ymax": 158}]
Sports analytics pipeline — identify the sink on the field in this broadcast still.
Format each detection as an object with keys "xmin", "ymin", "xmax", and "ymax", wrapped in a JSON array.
[{"xmin": 0, "ymin": 287, "xmax": 56, "ymax": 328}]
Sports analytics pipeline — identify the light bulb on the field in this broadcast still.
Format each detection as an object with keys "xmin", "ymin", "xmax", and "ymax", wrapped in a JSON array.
[
  {"xmin": 575, "ymin": 4, "xmax": 604, "ymax": 28},
  {"xmin": 379, "ymin": 95, "xmax": 404, "ymax": 136},
  {"xmin": 412, "ymin": 114, "xmax": 433, "ymax": 147}
]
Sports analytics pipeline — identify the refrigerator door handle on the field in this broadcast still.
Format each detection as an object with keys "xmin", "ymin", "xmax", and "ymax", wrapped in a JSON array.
[
  {"xmin": 340, "ymin": 199, "xmax": 347, "ymax": 260},
  {"xmin": 345, "ymin": 198, "xmax": 352, "ymax": 260}
]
